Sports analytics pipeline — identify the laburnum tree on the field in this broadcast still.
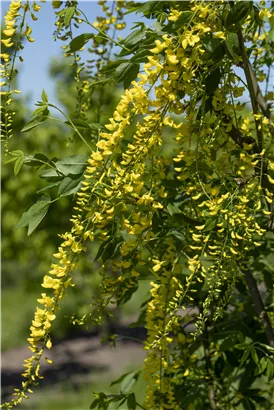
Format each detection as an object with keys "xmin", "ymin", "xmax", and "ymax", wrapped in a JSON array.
[{"xmin": 1, "ymin": 1, "xmax": 274, "ymax": 409}]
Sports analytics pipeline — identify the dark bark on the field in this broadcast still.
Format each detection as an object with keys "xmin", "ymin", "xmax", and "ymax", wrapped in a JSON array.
[
  {"xmin": 243, "ymin": 269, "xmax": 274, "ymax": 348},
  {"xmin": 203, "ymin": 321, "xmax": 218, "ymax": 410}
]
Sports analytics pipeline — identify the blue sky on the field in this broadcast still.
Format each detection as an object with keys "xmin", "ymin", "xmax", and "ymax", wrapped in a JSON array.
[{"xmin": 1, "ymin": 1, "xmax": 141, "ymax": 108}]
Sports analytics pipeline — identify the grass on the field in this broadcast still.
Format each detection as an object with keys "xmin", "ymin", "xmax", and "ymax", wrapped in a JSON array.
[
  {"xmin": 18, "ymin": 364, "xmax": 146, "ymax": 410},
  {"xmin": 2, "ymin": 284, "xmax": 148, "ymax": 410},
  {"xmin": 1, "ymin": 287, "xmax": 38, "ymax": 351},
  {"xmin": 1, "ymin": 278, "xmax": 150, "ymax": 351}
]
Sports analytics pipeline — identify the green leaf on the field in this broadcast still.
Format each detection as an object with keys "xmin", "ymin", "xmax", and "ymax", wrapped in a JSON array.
[
  {"xmin": 52, "ymin": 1, "xmax": 62, "ymax": 8},
  {"xmin": 110, "ymin": 372, "xmax": 133, "ymax": 387},
  {"xmin": 167, "ymin": 203, "xmax": 182, "ymax": 216},
  {"xmin": 36, "ymin": 181, "xmax": 61, "ymax": 194},
  {"xmin": 225, "ymin": 2, "xmax": 252, "ymax": 29},
  {"xmin": 115, "ymin": 62, "xmax": 140, "ymax": 89},
  {"xmin": 172, "ymin": 11, "xmax": 193, "ymax": 29},
  {"xmin": 203, "ymin": 36, "xmax": 226, "ymax": 64},
  {"xmin": 205, "ymin": 68, "xmax": 221, "ymax": 95},
  {"xmin": 64, "ymin": 119, "xmax": 92, "ymax": 129},
  {"xmin": 58, "ymin": 176, "xmax": 82, "ymax": 197},
  {"xmin": 127, "ymin": 393, "xmax": 137, "ymax": 410},
  {"xmin": 24, "ymin": 153, "xmax": 50, "ymax": 167},
  {"xmin": 266, "ymin": 358, "xmax": 274, "ymax": 381},
  {"xmin": 90, "ymin": 398, "xmax": 100, "ymax": 409},
  {"xmin": 168, "ymin": 229, "xmax": 185, "ymax": 242},
  {"xmin": 117, "ymin": 397, "xmax": 127, "ymax": 408},
  {"xmin": 188, "ymin": 161, "xmax": 212, "ymax": 175},
  {"xmin": 16, "ymin": 196, "xmax": 51, "ymax": 235},
  {"xmin": 120, "ymin": 371, "xmax": 140, "ymax": 394},
  {"xmin": 123, "ymin": 27, "xmax": 146, "ymax": 47},
  {"xmin": 100, "ymin": 60, "xmax": 129, "ymax": 74},
  {"xmin": 203, "ymin": 37, "xmax": 222, "ymax": 53},
  {"xmin": 130, "ymin": 49, "xmax": 150, "ymax": 63},
  {"xmin": 4, "ymin": 157, "xmax": 18, "ymax": 164},
  {"xmin": 257, "ymin": 343, "xmax": 274, "ymax": 353},
  {"xmin": 136, "ymin": 1, "xmax": 163, "ymax": 17},
  {"xmin": 89, "ymin": 123, "xmax": 103, "ymax": 129},
  {"xmin": 250, "ymin": 347, "xmax": 258, "ymax": 365},
  {"xmin": 41, "ymin": 89, "xmax": 48, "ymax": 103},
  {"xmin": 14, "ymin": 156, "xmax": 24, "ymax": 176},
  {"xmin": 203, "ymin": 218, "xmax": 217, "ymax": 232},
  {"xmin": 254, "ymin": 356, "xmax": 268, "ymax": 376},
  {"xmin": 10, "ymin": 150, "xmax": 24, "ymax": 157},
  {"xmin": 239, "ymin": 347, "xmax": 251, "ymax": 367},
  {"xmin": 55, "ymin": 155, "xmax": 88, "ymax": 175},
  {"xmin": 21, "ymin": 115, "xmax": 49, "ymax": 132},
  {"xmin": 67, "ymin": 33, "xmax": 93, "ymax": 53},
  {"xmin": 241, "ymin": 398, "xmax": 256, "ymax": 410},
  {"xmin": 63, "ymin": 6, "xmax": 75, "ymax": 28},
  {"xmin": 93, "ymin": 34, "xmax": 105, "ymax": 45},
  {"xmin": 31, "ymin": 105, "xmax": 49, "ymax": 117},
  {"xmin": 220, "ymin": 332, "xmax": 243, "ymax": 351},
  {"xmin": 40, "ymin": 169, "xmax": 62, "ymax": 181},
  {"xmin": 124, "ymin": 2, "xmax": 146, "ymax": 15},
  {"xmin": 94, "ymin": 238, "xmax": 121, "ymax": 262},
  {"xmin": 225, "ymin": 33, "xmax": 240, "ymax": 60},
  {"xmin": 118, "ymin": 282, "xmax": 138, "ymax": 306}
]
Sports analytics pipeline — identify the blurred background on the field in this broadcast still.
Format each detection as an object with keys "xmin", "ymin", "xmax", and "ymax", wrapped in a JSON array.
[{"xmin": 1, "ymin": 2, "xmax": 149, "ymax": 409}]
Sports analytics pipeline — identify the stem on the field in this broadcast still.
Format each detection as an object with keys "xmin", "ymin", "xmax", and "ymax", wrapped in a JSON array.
[
  {"xmin": 243, "ymin": 268, "xmax": 274, "ymax": 348},
  {"xmin": 136, "ymin": 402, "xmax": 147, "ymax": 410},
  {"xmin": 203, "ymin": 321, "xmax": 217, "ymax": 410},
  {"xmin": 237, "ymin": 29, "xmax": 273, "ymax": 144},
  {"xmin": 48, "ymin": 104, "xmax": 93, "ymax": 152},
  {"xmin": 116, "ymin": 335, "xmax": 143, "ymax": 344},
  {"xmin": 237, "ymin": 29, "xmax": 264, "ymax": 151},
  {"xmin": 77, "ymin": 8, "xmax": 130, "ymax": 52}
]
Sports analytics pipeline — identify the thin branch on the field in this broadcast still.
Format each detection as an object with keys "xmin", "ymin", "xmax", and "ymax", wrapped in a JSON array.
[
  {"xmin": 203, "ymin": 314, "xmax": 217, "ymax": 410},
  {"xmin": 243, "ymin": 268, "xmax": 274, "ymax": 348},
  {"xmin": 237, "ymin": 30, "xmax": 274, "ymax": 140},
  {"xmin": 237, "ymin": 29, "xmax": 264, "ymax": 151},
  {"xmin": 222, "ymin": 114, "xmax": 258, "ymax": 151}
]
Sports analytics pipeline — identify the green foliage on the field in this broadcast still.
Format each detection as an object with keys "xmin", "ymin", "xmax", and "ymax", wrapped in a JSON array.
[{"xmin": 16, "ymin": 194, "xmax": 51, "ymax": 236}]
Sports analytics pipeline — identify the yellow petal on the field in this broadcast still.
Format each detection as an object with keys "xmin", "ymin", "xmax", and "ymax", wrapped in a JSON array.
[
  {"xmin": 268, "ymin": 161, "xmax": 274, "ymax": 171},
  {"xmin": 182, "ymin": 38, "xmax": 188, "ymax": 49},
  {"xmin": 267, "ymin": 174, "xmax": 274, "ymax": 184},
  {"xmin": 1, "ymin": 39, "xmax": 13, "ymax": 47},
  {"xmin": 46, "ymin": 339, "xmax": 52, "ymax": 349},
  {"xmin": 3, "ymin": 28, "xmax": 16, "ymax": 36}
]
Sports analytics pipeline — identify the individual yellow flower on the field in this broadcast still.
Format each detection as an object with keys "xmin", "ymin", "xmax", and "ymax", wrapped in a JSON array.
[
  {"xmin": 168, "ymin": 8, "xmax": 182, "ymax": 21},
  {"xmin": 259, "ymin": 8, "xmax": 272, "ymax": 19},
  {"xmin": 41, "ymin": 275, "xmax": 61, "ymax": 290},
  {"xmin": 3, "ymin": 28, "xmax": 16, "ymax": 36},
  {"xmin": 213, "ymin": 31, "xmax": 226, "ymax": 40},
  {"xmin": 1, "ymin": 38, "xmax": 14, "ymax": 47}
]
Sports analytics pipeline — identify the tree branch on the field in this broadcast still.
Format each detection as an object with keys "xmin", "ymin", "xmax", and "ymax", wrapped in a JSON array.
[
  {"xmin": 243, "ymin": 269, "xmax": 274, "ymax": 348},
  {"xmin": 237, "ymin": 30, "xmax": 274, "ymax": 141},
  {"xmin": 203, "ymin": 318, "xmax": 218, "ymax": 409},
  {"xmin": 237, "ymin": 30, "xmax": 264, "ymax": 151}
]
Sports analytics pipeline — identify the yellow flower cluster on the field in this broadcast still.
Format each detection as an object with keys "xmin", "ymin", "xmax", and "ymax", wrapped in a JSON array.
[
  {"xmin": 1, "ymin": 1, "xmax": 21, "ymax": 50},
  {"xmin": 1, "ymin": 1, "xmax": 43, "ymax": 153},
  {"xmin": 2, "ymin": 240, "xmax": 78, "ymax": 407},
  {"xmin": 54, "ymin": 1, "xmax": 127, "ymax": 119},
  {"xmin": 144, "ymin": 240, "xmax": 184, "ymax": 410},
  {"xmin": 1, "ymin": 0, "xmax": 22, "ymax": 152}
]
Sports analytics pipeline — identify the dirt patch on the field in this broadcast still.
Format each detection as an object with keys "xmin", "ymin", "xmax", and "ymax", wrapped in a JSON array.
[{"xmin": 1, "ymin": 325, "xmax": 147, "ymax": 401}]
